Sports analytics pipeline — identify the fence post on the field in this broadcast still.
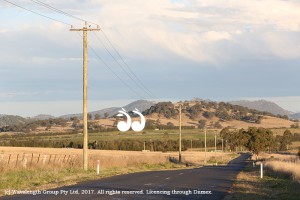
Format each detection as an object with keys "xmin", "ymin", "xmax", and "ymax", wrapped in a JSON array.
[
  {"xmin": 97, "ymin": 160, "xmax": 100, "ymax": 175},
  {"xmin": 48, "ymin": 155, "xmax": 52, "ymax": 164},
  {"xmin": 260, "ymin": 163, "xmax": 263, "ymax": 179},
  {"xmin": 7, "ymin": 154, "xmax": 11, "ymax": 165},
  {"xmin": 15, "ymin": 154, "xmax": 19, "ymax": 167},
  {"xmin": 30, "ymin": 153, "xmax": 34, "ymax": 166},
  {"xmin": 37, "ymin": 154, "xmax": 40, "ymax": 164}
]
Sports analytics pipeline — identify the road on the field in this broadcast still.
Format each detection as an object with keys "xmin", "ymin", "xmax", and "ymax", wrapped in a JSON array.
[{"xmin": 1, "ymin": 153, "xmax": 250, "ymax": 200}]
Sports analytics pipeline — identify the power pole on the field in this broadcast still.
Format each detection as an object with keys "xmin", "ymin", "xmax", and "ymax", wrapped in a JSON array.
[
  {"xmin": 204, "ymin": 127, "xmax": 207, "ymax": 165},
  {"xmin": 179, "ymin": 104, "xmax": 182, "ymax": 163},
  {"xmin": 70, "ymin": 22, "xmax": 100, "ymax": 171},
  {"xmin": 222, "ymin": 138, "xmax": 224, "ymax": 152},
  {"xmin": 175, "ymin": 104, "xmax": 184, "ymax": 163},
  {"xmin": 215, "ymin": 131, "xmax": 217, "ymax": 160}
]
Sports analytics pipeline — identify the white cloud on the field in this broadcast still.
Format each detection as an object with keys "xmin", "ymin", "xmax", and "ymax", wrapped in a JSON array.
[{"xmin": 2, "ymin": 0, "xmax": 300, "ymax": 64}]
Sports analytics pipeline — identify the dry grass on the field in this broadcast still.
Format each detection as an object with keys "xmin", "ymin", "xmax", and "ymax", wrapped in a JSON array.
[
  {"xmin": 147, "ymin": 114, "xmax": 292, "ymax": 129},
  {"xmin": 251, "ymin": 153, "xmax": 300, "ymax": 182},
  {"xmin": 0, "ymin": 147, "xmax": 238, "ymax": 169},
  {"xmin": 258, "ymin": 152, "xmax": 299, "ymax": 162},
  {"xmin": 0, "ymin": 147, "xmax": 169, "ymax": 172},
  {"xmin": 265, "ymin": 161, "xmax": 300, "ymax": 181},
  {"xmin": 225, "ymin": 159, "xmax": 300, "ymax": 200}
]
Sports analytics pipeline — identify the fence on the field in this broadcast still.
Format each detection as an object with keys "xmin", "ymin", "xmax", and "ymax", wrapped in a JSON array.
[
  {"xmin": 0, "ymin": 153, "xmax": 79, "ymax": 171},
  {"xmin": 0, "ymin": 152, "xmax": 169, "ymax": 171}
]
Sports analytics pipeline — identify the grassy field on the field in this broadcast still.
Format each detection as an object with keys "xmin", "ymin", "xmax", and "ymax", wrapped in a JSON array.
[
  {"xmin": 0, "ymin": 129, "xmax": 218, "ymax": 141},
  {"xmin": 224, "ymin": 153, "xmax": 300, "ymax": 200}
]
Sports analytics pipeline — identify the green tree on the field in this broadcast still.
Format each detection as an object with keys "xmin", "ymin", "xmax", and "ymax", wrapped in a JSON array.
[
  {"xmin": 278, "ymin": 130, "xmax": 293, "ymax": 151},
  {"xmin": 245, "ymin": 127, "xmax": 274, "ymax": 159}
]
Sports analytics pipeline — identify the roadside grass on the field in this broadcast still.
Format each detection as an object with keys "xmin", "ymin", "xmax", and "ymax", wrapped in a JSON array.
[
  {"xmin": 0, "ymin": 162, "xmax": 186, "ymax": 196},
  {"xmin": 205, "ymin": 153, "xmax": 239, "ymax": 165},
  {"xmin": 224, "ymin": 160, "xmax": 300, "ymax": 200}
]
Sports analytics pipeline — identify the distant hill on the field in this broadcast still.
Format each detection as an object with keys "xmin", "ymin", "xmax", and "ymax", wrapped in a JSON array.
[
  {"xmin": 60, "ymin": 100, "xmax": 156, "ymax": 119},
  {"xmin": 290, "ymin": 112, "xmax": 300, "ymax": 120},
  {"xmin": 143, "ymin": 100, "xmax": 293, "ymax": 129},
  {"xmin": 0, "ymin": 115, "xmax": 28, "ymax": 127},
  {"xmin": 229, "ymin": 100, "xmax": 291, "ymax": 116},
  {"xmin": 32, "ymin": 114, "xmax": 56, "ymax": 120}
]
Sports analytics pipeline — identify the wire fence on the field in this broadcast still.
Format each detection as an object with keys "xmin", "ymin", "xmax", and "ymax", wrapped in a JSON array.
[{"xmin": 0, "ymin": 153, "xmax": 79, "ymax": 171}]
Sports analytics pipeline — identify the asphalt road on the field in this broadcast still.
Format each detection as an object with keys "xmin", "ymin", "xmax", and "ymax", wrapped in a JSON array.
[{"xmin": 2, "ymin": 153, "xmax": 251, "ymax": 200}]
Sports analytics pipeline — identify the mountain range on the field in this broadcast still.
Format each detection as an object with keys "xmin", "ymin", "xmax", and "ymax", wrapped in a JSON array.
[
  {"xmin": 229, "ymin": 100, "xmax": 292, "ymax": 116},
  {"xmin": 1, "ymin": 99, "xmax": 299, "ymax": 128},
  {"xmin": 60, "ymin": 100, "xmax": 156, "ymax": 119}
]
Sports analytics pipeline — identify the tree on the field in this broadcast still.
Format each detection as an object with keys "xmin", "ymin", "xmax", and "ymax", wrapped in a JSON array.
[
  {"xmin": 203, "ymin": 111, "xmax": 214, "ymax": 119},
  {"xmin": 245, "ymin": 127, "xmax": 274, "ymax": 159},
  {"xmin": 213, "ymin": 121, "xmax": 222, "ymax": 129},
  {"xmin": 104, "ymin": 112, "xmax": 109, "ymax": 119},
  {"xmin": 88, "ymin": 114, "xmax": 93, "ymax": 120},
  {"xmin": 198, "ymin": 120, "xmax": 206, "ymax": 129},
  {"xmin": 278, "ymin": 130, "xmax": 293, "ymax": 151},
  {"xmin": 70, "ymin": 117, "xmax": 80, "ymax": 124},
  {"xmin": 94, "ymin": 114, "xmax": 101, "ymax": 120},
  {"xmin": 291, "ymin": 123, "xmax": 299, "ymax": 129}
]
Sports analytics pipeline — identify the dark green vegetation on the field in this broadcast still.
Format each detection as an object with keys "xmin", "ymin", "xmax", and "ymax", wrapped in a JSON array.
[
  {"xmin": 0, "ymin": 118, "xmax": 68, "ymax": 133},
  {"xmin": 0, "ymin": 129, "xmax": 220, "ymax": 152},
  {"xmin": 220, "ymin": 127, "xmax": 300, "ymax": 156}
]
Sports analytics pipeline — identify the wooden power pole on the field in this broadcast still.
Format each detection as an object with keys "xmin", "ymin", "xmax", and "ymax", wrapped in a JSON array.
[
  {"xmin": 70, "ymin": 22, "xmax": 100, "ymax": 171},
  {"xmin": 175, "ymin": 104, "xmax": 185, "ymax": 163},
  {"xmin": 204, "ymin": 127, "xmax": 207, "ymax": 165},
  {"xmin": 179, "ymin": 104, "xmax": 182, "ymax": 163}
]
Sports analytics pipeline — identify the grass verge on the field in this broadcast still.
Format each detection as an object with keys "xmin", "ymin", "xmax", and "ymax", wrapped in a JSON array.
[
  {"xmin": 224, "ymin": 160, "xmax": 300, "ymax": 200},
  {"xmin": 0, "ymin": 162, "xmax": 187, "ymax": 196}
]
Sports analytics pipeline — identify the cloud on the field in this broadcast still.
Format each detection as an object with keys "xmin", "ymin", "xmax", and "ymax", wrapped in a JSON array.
[{"xmin": 2, "ymin": 0, "xmax": 300, "ymax": 64}]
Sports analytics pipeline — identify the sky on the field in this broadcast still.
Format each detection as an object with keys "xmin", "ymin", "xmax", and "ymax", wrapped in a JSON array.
[{"xmin": 1, "ymin": 0, "xmax": 300, "ymax": 117}]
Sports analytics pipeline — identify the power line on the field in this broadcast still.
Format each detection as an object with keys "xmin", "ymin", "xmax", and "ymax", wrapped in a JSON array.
[
  {"xmin": 99, "ymin": 31, "xmax": 158, "ymax": 99},
  {"xmin": 89, "ymin": 45, "xmax": 146, "ymax": 99},
  {"xmin": 5, "ymin": 0, "xmax": 156, "ymax": 99},
  {"xmin": 29, "ymin": 0, "xmax": 98, "ymax": 26},
  {"xmin": 26, "ymin": 0, "xmax": 158, "ymax": 99},
  {"xmin": 75, "ymin": 32, "xmax": 145, "ymax": 99},
  {"xmin": 2, "ymin": 0, "xmax": 71, "ymax": 25},
  {"xmin": 92, "ymin": 32, "xmax": 155, "ymax": 99}
]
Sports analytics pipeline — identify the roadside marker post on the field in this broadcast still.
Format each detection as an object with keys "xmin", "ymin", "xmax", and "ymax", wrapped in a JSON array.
[{"xmin": 97, "ymin": 160, "xmax": 100, "ymax": 175}]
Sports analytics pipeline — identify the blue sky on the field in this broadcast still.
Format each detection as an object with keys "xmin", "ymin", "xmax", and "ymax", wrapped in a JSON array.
[{"xmin": 1, "ymin": 0, "xmax": 300, "ymax": 117}]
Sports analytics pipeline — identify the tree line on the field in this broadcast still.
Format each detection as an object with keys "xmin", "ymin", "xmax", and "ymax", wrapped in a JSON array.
[{"xmin": 220, "ymin": 127, "xmax": 300, "ymax": 158}]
